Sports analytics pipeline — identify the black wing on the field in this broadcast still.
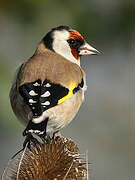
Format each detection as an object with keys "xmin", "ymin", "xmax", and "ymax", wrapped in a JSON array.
[
  {"xmin": 19, "ymin": 79, "xmax": 69, "ymax": 118},
  {"xmin": 19, "ymin": 78, "xmax": 84, "ymax": 136}
]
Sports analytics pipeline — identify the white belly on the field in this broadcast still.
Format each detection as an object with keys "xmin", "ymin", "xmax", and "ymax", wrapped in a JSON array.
[{"xmin": 46, "ymin": 90, "xmax": 84, "ymax": 133}]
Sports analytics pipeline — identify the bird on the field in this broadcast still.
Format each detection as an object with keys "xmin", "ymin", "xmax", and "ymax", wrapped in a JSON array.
[{"xmin": 10, "ymin": 25, "xmax": 99, "ymax": 139}]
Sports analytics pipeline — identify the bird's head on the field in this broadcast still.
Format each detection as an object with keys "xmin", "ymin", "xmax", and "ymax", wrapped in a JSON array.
[{"xmin": 42, "ymin": 25, "xmax": 99, "ymax": 65}]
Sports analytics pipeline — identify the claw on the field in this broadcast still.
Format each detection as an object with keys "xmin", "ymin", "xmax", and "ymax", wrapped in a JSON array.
[
  {"xmin": 39, "ymin": 133, "xmax": 51, "ymax": 143},
  {"xmin": 23, "ymin": 133, "xmax": 39, "ymax": 150},
  {"xmin": 52, "ymin": 131, "xmax": 62, "ymax": 140}
]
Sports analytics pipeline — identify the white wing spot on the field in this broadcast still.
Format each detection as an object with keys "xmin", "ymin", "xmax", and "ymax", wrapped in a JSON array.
[
  {"xmin": 33, "ymin": 82, "xmax": 40, "ymax": 86},
  {"xmin": 29, "ymin": 99, "xmax": 37, "ymax": 103},
  {"xmin": 29, "ymin": 90, "xmax": 38, "ymax": 96},
  {"xmin": 41, "ymin": 91, "xmax": 51, "ymax": 97},
  {"xmin": 41, "ymin": 101, "xmax": 50, "ymax": 106},
  {"xmin": 45, "ymin": 83, "xmax": 51, "ymax": 87}
]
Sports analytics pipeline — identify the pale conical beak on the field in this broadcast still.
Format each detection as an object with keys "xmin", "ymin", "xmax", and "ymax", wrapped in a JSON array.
[{"xmin": 79, "ymin": 42, "xmax": 100, "ymax": 56}]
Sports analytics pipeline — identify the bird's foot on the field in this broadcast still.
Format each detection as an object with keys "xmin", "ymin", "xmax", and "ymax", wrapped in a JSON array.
[
  {"xmin": 39, "ymin": 133, "xmax": 51, "ymax": 144},
  {"xmin": 52, "ymin": 131, "xmax": 62, "ymax": 141},
  {"xmin": 23, "ymin": 133, "xmax": 39, "ymax": 150}
]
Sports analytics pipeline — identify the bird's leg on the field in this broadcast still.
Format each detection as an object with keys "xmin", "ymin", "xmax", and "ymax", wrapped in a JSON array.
[
  {"xmin": 23, "ymin": 133, "xmax": 39, "ymax": 150},
  {"xmin": 39, "ymin": 133, "xmax": 51, "ymax": 143},
  {"xmin": 23, "ymin": 133, "xmax": 32, "ymax": 149}
]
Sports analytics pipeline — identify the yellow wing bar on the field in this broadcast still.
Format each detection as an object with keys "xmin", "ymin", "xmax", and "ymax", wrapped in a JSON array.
[{"xmin": 58, "ymin": 81, "xmax": 76, "ymax": 104}]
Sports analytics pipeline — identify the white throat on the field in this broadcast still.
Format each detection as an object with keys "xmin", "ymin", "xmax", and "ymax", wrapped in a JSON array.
[{"xmin": 52, "ymin": 30, "xmax": 80, "ymax": 66}]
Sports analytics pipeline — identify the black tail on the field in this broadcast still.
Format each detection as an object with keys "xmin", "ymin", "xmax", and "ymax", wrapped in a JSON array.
[{"xmin": 23, "ymin": 118, "xmax": 49, "ymax": 137}]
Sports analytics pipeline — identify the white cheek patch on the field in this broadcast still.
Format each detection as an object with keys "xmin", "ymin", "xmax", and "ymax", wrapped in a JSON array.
[{"xmin": 52, "ymin": 30, "xmax": 80, "ymax": 66}]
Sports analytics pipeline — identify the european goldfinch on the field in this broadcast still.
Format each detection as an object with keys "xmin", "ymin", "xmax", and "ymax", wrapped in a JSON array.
[{"xmin": 10, "ymin": 25, "xmax": 99, "ymax": 137}]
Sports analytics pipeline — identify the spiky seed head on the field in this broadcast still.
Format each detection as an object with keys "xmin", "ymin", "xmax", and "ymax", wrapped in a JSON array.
[{"xmin": 3, "ymin": 137, "xmax": 87, "ymax": 180}]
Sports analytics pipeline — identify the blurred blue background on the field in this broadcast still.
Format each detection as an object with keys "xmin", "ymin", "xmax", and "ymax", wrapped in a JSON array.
[{"xmin": 0, "ymin": 0, "xmax": 135, "ymax": 179}]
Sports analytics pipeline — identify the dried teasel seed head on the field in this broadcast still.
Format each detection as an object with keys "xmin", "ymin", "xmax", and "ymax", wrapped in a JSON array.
[{"xmin": 3, "ymin": 136, "xmax": 87, "ymax": 180}]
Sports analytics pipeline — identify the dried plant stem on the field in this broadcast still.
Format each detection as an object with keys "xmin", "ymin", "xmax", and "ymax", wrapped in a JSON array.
[
  {"xmin": 16, "ymin": 142, "xmax": 28, "ymax": 180},
  {"xmin": 3, "ymin": 136, "xmax": 87, "ymax": 180},
  {"xmin": 2, "ymin": 158, "xmax": 13, "ymax": 180},
  {"xmin": 63, "ymin": 161, "xmax": 73, "ymax": 180},
  {"xmin": 86, "ymin": 150, "xmax": 89, "ymax": 180}
]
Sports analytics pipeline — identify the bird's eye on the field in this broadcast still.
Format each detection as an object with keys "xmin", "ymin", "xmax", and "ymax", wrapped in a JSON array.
[
  {"xmin": 67, "ymin": 38, "xmax": 76, "ymax": 45},
  {"xmin": 69, "ymin": 39, "xmax": 76, "ymax": 45},
  {"xmin": 67, "ymin": 38, "xmax": 84, "ymax": 50}
]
